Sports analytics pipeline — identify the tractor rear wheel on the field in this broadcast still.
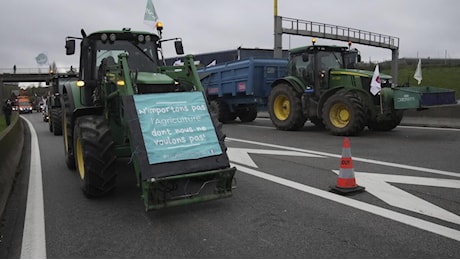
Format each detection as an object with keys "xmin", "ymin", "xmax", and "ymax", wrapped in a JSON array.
[
  {"xmin": 268, "ymin": 83, "xmax": 306, "ymax": 130},
  {"xmin": 51, "ymin": 108, "xmax": 63, "ymax": 136},
  {"xmin": 322, "ymin": 92, "xmax": 366, "ymax": 136},
  {"xmin": 74, "ymin": 115, "xmax": 117, "ymax": 197},
  {"xmin": 62, "ymin": 94, "xmax": 75, "ymax": 169}
]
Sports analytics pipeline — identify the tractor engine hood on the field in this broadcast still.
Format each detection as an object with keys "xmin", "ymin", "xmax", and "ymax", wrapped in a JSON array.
[
  {"xmin": 330, "ymin": 68, "xmax": 392, "ymax": 80},
  {"xmin": 136, "ymin": 72, "xmax": 175, "ymax": 85}
]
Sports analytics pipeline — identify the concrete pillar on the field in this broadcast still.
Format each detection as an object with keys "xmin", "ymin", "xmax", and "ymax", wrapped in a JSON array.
[
  {"xmin": 274, "ymin": 16, "xmax": 283, "ymax": 58},
  {"xmin": 391, "ymin": 49, "xmax": 399, "ymax": 86}
]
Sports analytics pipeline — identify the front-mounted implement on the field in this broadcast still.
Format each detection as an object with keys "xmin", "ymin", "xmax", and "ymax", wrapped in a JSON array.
[{"xmin": 62, "ymin": 24, "xmax": 235, "ymax": 210}]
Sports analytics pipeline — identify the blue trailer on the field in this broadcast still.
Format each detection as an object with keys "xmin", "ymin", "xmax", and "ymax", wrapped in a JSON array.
[{"xmin": 198, "ymin": 57, "xmax": 288, "ymax": 122}]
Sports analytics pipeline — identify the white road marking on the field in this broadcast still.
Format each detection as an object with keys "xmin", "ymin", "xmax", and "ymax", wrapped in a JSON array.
[
  {"xmin": 231, "ymin": 162, "xmax": 460, "ymax": 242},
  {"xmin": 226, "ymin": 147, "xmax": 325, "ymax": 168},
  {"xmin": 20, "ymin": 117, "xmax": 47, "ymax": 259},
  {"xmin": 334, "ymin": 170, "xmax": 460, "ymax": 225},
  {"xmin": 227, "ymin": 137, "xmax": 460, "ymax": 178}
]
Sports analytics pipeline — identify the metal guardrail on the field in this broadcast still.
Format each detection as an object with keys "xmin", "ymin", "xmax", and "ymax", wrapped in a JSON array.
[{"xmin": 280, "ymin": 17, "xmax": 399, "ymax": 50}]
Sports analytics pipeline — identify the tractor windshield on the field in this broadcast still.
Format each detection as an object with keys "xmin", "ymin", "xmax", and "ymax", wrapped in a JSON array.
[
  {"xmin": 95, "ymin": 39, "xmax": 160, "ymax": 76},
  {"xmin": 318, "ymin": 51, "xmax": 343, "ymax": 71}
]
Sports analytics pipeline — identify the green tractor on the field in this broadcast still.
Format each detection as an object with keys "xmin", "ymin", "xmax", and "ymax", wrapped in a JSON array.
[
  {"xmin": 47, "ymin": 74, "xmax": 77, "ymax": 135},
  {"xmin": 268, "ymin": 43, "xmax": 456, "ymax": 135},
  {"xmin": 62, "ymin": 24, "xmax": 236, "ymax": 210}
]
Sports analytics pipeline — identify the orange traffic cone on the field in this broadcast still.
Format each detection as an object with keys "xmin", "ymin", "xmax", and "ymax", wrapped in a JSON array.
[{"xmin": 330, "ymin": 137, "xmax": 365, "ymax": 195}]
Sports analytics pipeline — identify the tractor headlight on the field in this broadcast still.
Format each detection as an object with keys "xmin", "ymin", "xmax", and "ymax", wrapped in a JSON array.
[
  {"xmin": 101, "ymin": 33, "xmax": 108, "ymax": 42},
  {"xmin": 109, "ymin": 33, "xmax": 116, "ymax": 42},
  {"xmin": 76, "ymin": 80, "xmax": 85, "ymax": 88}
]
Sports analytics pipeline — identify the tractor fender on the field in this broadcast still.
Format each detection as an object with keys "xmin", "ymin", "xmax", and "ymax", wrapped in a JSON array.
[
  {"xmin": 61, "ymin": 81, "xmax": 104, "ymax": 131},
  {"xmin": 271, "ymin": 76, "xmax": 305, "ymax": 94}
]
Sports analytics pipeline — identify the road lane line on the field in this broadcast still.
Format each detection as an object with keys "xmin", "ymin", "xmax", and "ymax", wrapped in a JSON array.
[
  {"xmin": 227, "ymin": 137, "xmax": 460, "ymax": 178},
  {"xmin": 231, "ymin": 162, "xmax": 460, "ymax": 242},
  {"xmin": 20, "ymin": 117, "xmax": 47, "ymax": 259}
]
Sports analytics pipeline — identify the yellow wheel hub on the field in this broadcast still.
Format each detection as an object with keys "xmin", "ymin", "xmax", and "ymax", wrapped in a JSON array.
[
  {"xmin": 75, "ymin": 137, "xmax": 85, "ymax": 180},
  {"xmin": 329, "ymin": 103, "xmax": 350, "ymax": 128},
  {"xmin": 273, "ymin": 95, "xmax": 290, "ymax": 121}
]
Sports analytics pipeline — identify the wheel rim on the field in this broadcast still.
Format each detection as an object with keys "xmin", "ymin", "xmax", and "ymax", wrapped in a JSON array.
[
  {"xmin": 329, "ymin": 103, "xmax": 350, "ymax": 128},
  {"xmin": 75, "ymin": 137, "xmax": 85, "ymax": 180},
  {"xmin": 273, "ymin": 95, "xmax": 290, "ymax": 121}
]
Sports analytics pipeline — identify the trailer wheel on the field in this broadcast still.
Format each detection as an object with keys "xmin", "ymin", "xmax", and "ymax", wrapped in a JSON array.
[
  {"xmin": 322, "ymin": 92, "xmax": 366, "ymax": 136},
  {"xmin": 51, "ymin": 108, "xmax": 63, "ymax": 135},
  {"xmin": 62, "ymin": 94, "xmax": 76, "ymax": 169},
  {"xmin": 368, "ymin": 110, "xmax": 404, "ymax": 131},
  {"xmin": 209, "ymin": 99, "xmax": 236, "ymax": 123},
  {"xmin": 268, "ymin": 83, "xmax": 306, "ymax": 130},
  {"xmin": 238, "ymin": 105, "xmax": 258, "ymax": 122},
  {"xmin": 74, "ymin": 115, "xmax": 117, "ymax": 197}
]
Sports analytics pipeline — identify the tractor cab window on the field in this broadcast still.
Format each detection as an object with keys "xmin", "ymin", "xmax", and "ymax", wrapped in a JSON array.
[
  {"xmin": 317, "ymin": 51, "xmax": 343, "ymax": 71},
  {"xmin": 289, "ymin": 52, "xmax": 314, "ymax": 86},
  {"xmin": 94, "ymin": 39, "xmax": 160, "ymax": 79}
]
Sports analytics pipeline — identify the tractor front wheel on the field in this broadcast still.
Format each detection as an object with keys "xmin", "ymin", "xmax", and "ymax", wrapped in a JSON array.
[
  {"xmin": 74, "ymin": 115, "xmax": 117, "ymax": 197},
  {"xmin": 322, "ymin": 92, "xmax": 366, "ymax": 136},
  {"xmin": 268, "ymin": 83, "xmax": 306, "ymax": 131}
]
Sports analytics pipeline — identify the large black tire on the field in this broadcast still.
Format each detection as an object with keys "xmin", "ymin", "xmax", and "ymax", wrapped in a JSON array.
[
  {"xmin": 368, "ymin": 110, "xmax": 404, "ymax": 131},
  {"xmin": 74, "ymin": 115, "xmax": 117, "ymax": 197},
  {"xmin": 51, "ymin": 108, "xmax": 63, "ymax": 136},
  {"xmin": 238, "ymin": 105, "xmax": 258, "ymax": 122},
  {"xmin": 322, "ymin": 92, "xmax": 366, "ymax": 136},
  {"xmin": 209, "ymin": 99, "xmax": 237, "ymax": 123},
  {"xmin": 62, "ymin": 94, "xmax": 76, "ymax": 169},
  {"xmin": 268, "ymin": 83, "xmax": 306, "ymax": 131}
]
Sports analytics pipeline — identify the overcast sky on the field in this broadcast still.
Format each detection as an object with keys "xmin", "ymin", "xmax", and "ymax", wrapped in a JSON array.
[{"xmin": 0, "ymin": 0, "xmax": 459, "ymax": 71}]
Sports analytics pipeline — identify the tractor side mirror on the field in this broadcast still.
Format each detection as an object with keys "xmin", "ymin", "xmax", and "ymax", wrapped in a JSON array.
[
  {"xmin": 357, "ymin": 54, "xmax": 362, "ymax": 63},
  {"xmin": 174, "ymin": 41, "xmax": 184, "ymax": 55},
  {"xmin": 65, "ymin": 40, "xmax": 76, "ymax": 55}
]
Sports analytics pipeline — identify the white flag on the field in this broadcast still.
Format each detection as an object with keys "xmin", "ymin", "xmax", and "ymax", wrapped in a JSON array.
[
  {"xmin": 413, "ymin": 58, "xmax": 422, "ymax": 85},
  {"xmin": 370, "ymin": 64, "xmax": 381, "ymax": 95},
  {"xmin": 143, "ymin": 0, "xmax": 158, "ymax": 28}
]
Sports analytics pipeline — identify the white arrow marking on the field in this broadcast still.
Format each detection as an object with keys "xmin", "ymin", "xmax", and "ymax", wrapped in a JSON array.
[
  {"xmin": 333, "ymin": 170, "xmax": 460, "ymax": 225},
  {"xmin": 234, "ymin": 163, "xmax": 460, "ymax": 242},
  {"xmin": 227, "ymin": 148, "xmax": 325, "ymax": 168}
]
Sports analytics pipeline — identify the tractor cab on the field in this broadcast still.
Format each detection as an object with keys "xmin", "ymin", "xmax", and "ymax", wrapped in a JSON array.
[{"xmin": 288, "ymin": 42, "xmax": 362, "ymax": 96}]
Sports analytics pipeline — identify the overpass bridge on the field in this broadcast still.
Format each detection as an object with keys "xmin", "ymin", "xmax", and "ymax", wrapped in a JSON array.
[
  {"xmin": 273, "ymin": 16, "xmax": 400, "ymax": 82},
  {"xmin": 0, "ymin": 67, "xmax": 77, "ymax": 108}
]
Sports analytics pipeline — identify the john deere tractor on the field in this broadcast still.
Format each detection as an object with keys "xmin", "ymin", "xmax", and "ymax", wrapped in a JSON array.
[
  {"xmin": 62, "ymin": 24, "xmax": 235, "ymax": 210},
  {"xmin": 268, "ymin": 42, "xmax": 455, "ymax": 135}
]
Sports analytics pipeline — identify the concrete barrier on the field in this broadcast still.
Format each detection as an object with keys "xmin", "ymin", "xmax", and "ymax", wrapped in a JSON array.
[
  {"xmin": 401, "ymin": 104, "xmax": 460, "ymax": 128},
  {"xmin": 0, "ymin": 114, "xmax": 24, "ymax": 217}
]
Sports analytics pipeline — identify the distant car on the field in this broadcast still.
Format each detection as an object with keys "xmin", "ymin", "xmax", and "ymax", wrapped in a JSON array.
[{"xmin": 42, "ymin": 104, "xmax": 49, "ymax": 122}]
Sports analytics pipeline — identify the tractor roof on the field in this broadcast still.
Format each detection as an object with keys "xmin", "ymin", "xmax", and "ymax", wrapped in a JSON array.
[{"xmin": 289, "ymin": 45, "xmax": 352, "ymax": 55}]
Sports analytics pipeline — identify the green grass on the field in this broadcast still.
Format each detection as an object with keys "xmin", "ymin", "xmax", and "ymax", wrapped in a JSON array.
[
  {"xmin": 0, "ymin": 113, "xmax": 18, "ymax": 132},
  {"xmin": 381, "ymin": 65, "xmax": 460, "ymax": 99}
]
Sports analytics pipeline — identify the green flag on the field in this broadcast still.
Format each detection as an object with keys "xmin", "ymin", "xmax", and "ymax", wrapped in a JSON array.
[{"xmin": 144, "ymin": 0, "xmax": 158, "ymax": 27}]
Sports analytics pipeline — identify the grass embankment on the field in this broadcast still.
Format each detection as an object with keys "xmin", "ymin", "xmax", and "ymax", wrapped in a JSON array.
[
  {"xmin": 0, "ymin": 113, "xmax": 18, "ymax": 132},
  {"xmin": 381, "ymin": 65, "xmax": 460, "ymax": 99}
]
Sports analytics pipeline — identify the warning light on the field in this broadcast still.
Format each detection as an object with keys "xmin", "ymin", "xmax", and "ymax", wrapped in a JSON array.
[
  {"xmin": 348, "ymin": 41, "xmax": 352, "ymax": 49},
  {"xmin": 156, "ymin": 21, "xmax": 163, "ymax": 31},
  {"xmin": 312, "ymin": 38, "xmax": 317, "ymax": 46}
]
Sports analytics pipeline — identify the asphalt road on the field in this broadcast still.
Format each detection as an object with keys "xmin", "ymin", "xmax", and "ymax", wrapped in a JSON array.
[{"xmin": 1, "ymin": 112, "xmax": 460, "ymax": 258}]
